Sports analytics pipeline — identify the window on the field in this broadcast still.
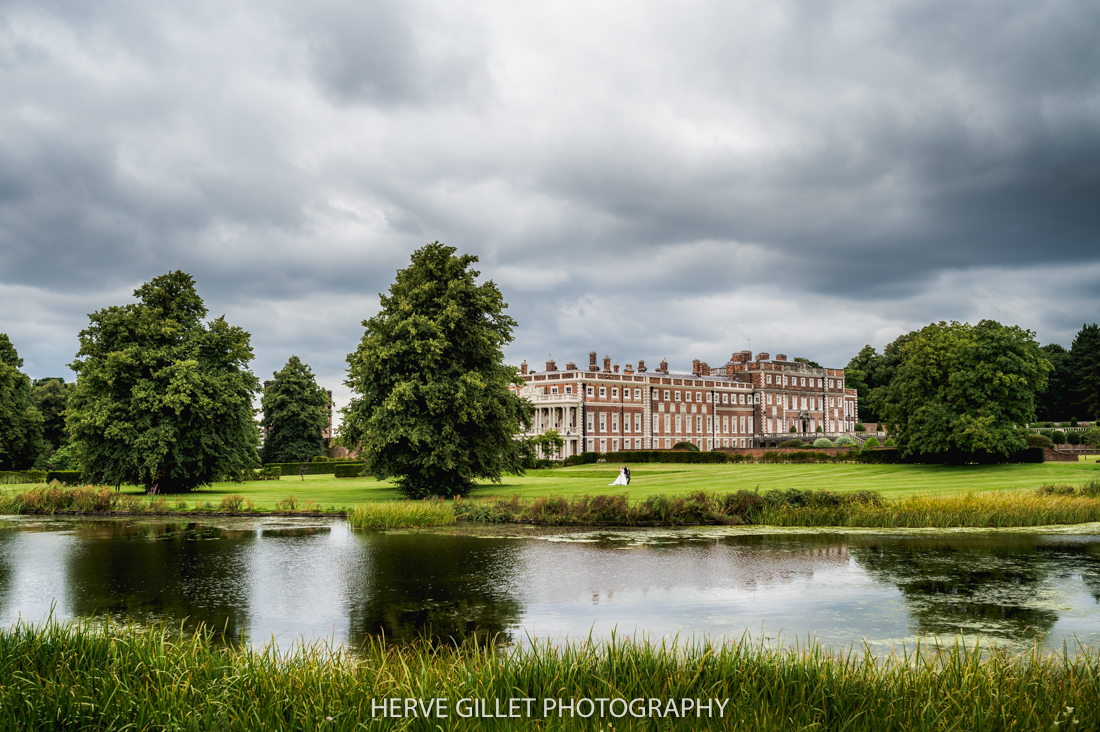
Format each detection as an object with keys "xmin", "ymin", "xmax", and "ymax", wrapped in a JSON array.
[
  {"xmin": 696, "ymin": 415, "xmax": 703, "ymax": 432},
  {"xmin": 739, "ymin": 394, "xmax": 745, "ymax": 405},
  {"xmin": 634, "ymin": 414, "xmax": 641, "ymax": 432},
  {"xmin": 722, "ymin": 393, "xmax": 728, "ymax": 404},
  {"xmin": 664, "ymin": 414, "xmax": 671, "ymax": 433},
  {"xmin": 653, "ymin": 415, "xmax": 660, "ymax": 433},
  {"xmin": 600, "ymin": 439, "xmax": 606, "ymax": 451},
  {"xmin": 767, "ymin": 375, "xmax": 773, "ymax": 384},
  {"xmin": 599, "ymin": 414, "xmax": 607, "ymax": 431},
  {"xmin": 739, "ymin": 416, "xmax": 746, "ymax": 433},
  {"xmin": 723, "ymin": 416, "xmax": 729, "ymax": 433},
  {"xmin": 586, "ymin": 386, "xmax": 594, "ymax": 397},
  {"xmin": 675, "ymin": 391, "xmax": 681, "ymax": 401},
  {"xmin": 565, "ymin": 386, "xmax": 572, "ymax": 394},
  {"xmin": 634, "ymin": 389, "xmax": 641, "ymax": 399},
  {"xmin": 612, "ymin": 387, "xmax": 619, "ymax": 398},
  {"xmin": 587, "ymin": 438, "xmax": 594, "ymax": 452},
  {"xmin": 612, "ymin": 439, "xmax": 618, "ymax": 452},
  {"xmin": 623, "ymin": 388, "xmax": 630, "ymax": 400},
  {"xmin": 782, "ymin": 376, "xmax": 788, "ymax": 386},
  {"xmin": 767, "ymin": 394, "xmax": 773, "ymax": 404},
  {"xmin": 707, "ymin": 416, "xmax": 713, "ymax": 432},
  {"xmin": 663, "ymin": 390, "xmax": 670, "ymax": 400},
  {"xmin": 830, "ymin": 397, "xmax": 835, "ymax": 407},
  {"xmin": 550, "ymin": 386, "xmax": 558, "ymax": 394},
  {"xmin": 829, "ymin": 379, "xmax": 834, "ymax": 388},
  {"xmin": 599, "ymin": 387, "xmax": 606, "ymax": 398},
  {"xmin": 696, "ymin": 392, "xmax": 702, "ymax": 402},
  {"xmin": 675, "ymin": 414, "xmax": 682, "ymax": 433},
  {"xmin": 586, "ymin": 413, "xmax": 593, "ymax": 431},
  {"xmin": 706, "ymin": 392, "xmax": 712, "ymax": 403},
  {"xmin": 611, "ymin": 413, "xmax": 618, "ymax": 431}
]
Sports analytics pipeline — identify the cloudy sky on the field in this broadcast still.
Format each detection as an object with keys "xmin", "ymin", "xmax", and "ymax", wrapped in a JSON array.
[{"xmin": 2, "ymin": 0, "xmax": 1098, "ymax": 412}]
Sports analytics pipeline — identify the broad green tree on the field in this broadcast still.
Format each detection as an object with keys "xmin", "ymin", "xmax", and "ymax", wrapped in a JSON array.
[
  {"xmin": 339, "ymin": 243, "xmax": 531, "ymax": 498},
  {"xmin": 67, "ymin": 272, "xmax": 260, "ymax": 492},
  {"xmin": 844, "ymin": 345, "xmax": 881, "ymax": 422},
  {"xmin": 1071, "ymin": 323, "xmax": 1100, "ymax": 422},
  {"xmin": 32, "ymin": 378, "xmax": 74, "ymax": 451},
  {"xmin": 880, "ymin": 320, "xmax": 1049, "ymax": 459},
  {"xmin": 1034, "ymin": 343, "xmax": 1073, "ymax": 422},
  {"xmin": 261, "ymin": 356, "xmax": 331, "ymax": 463},
  {"xmin": 0, "ymin": 334, "xmax": 44, "ymax": 470}
]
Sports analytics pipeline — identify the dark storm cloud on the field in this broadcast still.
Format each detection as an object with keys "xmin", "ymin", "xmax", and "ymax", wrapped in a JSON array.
[{"xmin": 1, "ymin": 0, "xmax": 1098, "ymax": 410}]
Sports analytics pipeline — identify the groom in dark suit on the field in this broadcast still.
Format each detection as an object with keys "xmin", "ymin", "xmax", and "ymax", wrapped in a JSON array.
[{"xmin": 624, "ymin": 465, "xmax": 631, "ymax": 484}]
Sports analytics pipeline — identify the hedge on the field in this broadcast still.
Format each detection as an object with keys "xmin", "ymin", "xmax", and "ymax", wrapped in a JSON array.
[
  {"xmin": 46, "ymin": 470, "xmax": 83, "ymax": 485},
  {"xmin": 334, "ymin": 463, "xmax": 366, "ymax": 478},
  {"xmin": 262, "ymin": 461, "xmax": 364, "ymax": 475},
  {"xmin": 0, "ymin": 470, "xmax": 47, "ymax": 484}
]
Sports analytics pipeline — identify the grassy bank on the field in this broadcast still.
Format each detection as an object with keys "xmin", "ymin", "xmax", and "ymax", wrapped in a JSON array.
[
  {"xmin": 17, "ymin": 461, "xmax": 1097, "ymax": 509},
  {"xmin": 0, "ymin": 619, "xmax": 1097, "ymax": 731}
]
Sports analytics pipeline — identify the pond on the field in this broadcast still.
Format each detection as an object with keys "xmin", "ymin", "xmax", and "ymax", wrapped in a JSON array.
[{"xmin": 3, "ymin": 516, "xmax": 1100, "ymax": 654}]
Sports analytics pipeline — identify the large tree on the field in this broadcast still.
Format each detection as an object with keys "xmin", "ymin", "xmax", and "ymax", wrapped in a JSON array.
[
  {"xmin": 32, "ymin": 378, "xmax": 74, "ymax": 451},
  {"xmin": 1071, "ymin": 323, "xmax": 1100, "ymax": 422},
  {"xmin": 339, "ymin": 243, "xmax": 531, "ymax": 498},
  {"xmin": 67, "ymin": 272, "xmax": 260, "ymax": 492},
  {"xmin": 880, "ymin": 320, "xmax": 1049, "ymax": 460},
  {"xmin": 0, "ymin": 334, "xmax": 44, "ymax": 470},
  {"xmin": 261, "ymin": 356, "xmax": 331, "ymax": 463},
  {"xmin": 1034, "ymin": 343, "xmax": 1073, "ymax": 422}
]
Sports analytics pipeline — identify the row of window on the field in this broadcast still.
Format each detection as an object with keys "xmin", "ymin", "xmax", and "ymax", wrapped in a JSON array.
[
  {"xmin": 588, "ymin": 437, "xmax": 752, "ymax": 452},
  {"xmin": 763, "ymin": 375, "xmax": 844, "ymax": 389}
]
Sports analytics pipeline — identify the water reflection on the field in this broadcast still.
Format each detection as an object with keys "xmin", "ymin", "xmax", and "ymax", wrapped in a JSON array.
[
  {"xmin": 1, "ymin": 518, "xmax": 1100, "ymax": 653},
  {"xmin": 345, "ymin": 532, "xmax": 524, "ymax": 645},
  {"xmin": 64, "ymin": 522, "xmax": 254, "ymax": 638}
]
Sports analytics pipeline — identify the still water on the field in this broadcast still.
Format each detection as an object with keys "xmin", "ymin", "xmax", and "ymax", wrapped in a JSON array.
[{"xmin": 3, "ymin": 516, "xmax": 1100, "ymax": 654}]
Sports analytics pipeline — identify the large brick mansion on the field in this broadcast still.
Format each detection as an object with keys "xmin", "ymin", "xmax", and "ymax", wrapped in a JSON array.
[{"xmin": 516, "ymin": 351, "xmax": 859, "ymax": 457}]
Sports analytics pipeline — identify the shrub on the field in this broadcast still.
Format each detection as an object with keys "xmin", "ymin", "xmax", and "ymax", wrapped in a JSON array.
[
  {"xmin": 218, "ymin": 494, "xmax": 247, "ymax": 511},
  {"xmin": 780, "ymin": 439, "xmax": 803, "ymax": 448},
  {"xmin": 1081, "ymin": 479, "xmax": 1100, "ymax": 498},
  {"xmin": 862, "ymin": 436, "xmax": 881, "ymax": 449},
  {"xmin": 1037, "ymin": 484, "xmax": 1076, "ymax": 497},
  {"xmin": 274, "ymin": 496, "xmax": 299, "ymax": 511},
  {"xmin": 883, "ymin": 438, "xmax": 896, "ymax": 447},
  {"xmin": 262, "ymin": 461, "xmax": 363, "ymax": 476},
  {"xmin": 834, "ymin": 435, "xmax": 858, "ymax": 447},
  {"xmin": 854, "ymin": 423, "xmax": 865, "ymax": 432},
  {"xmin": 1066, "ymin": 432, "xmax": 1081, "ymax": 445},
  {"xmin": 671, "ymin": 441, "xmax": 700, "ymax": 451},
  {"xmin": 1071, "ymin": 417, "xmax": 1079, "ymax": 427},
  {"xmin": 813, "ymin": 438, "xmax": 834, "ymax": 447},
  {"xmin": 789, "ymin": 426, "xmax": 797, "ymax": 433},
  {"xmin": 1026, "ymin": 434, "xmax": 1054, "ymax": 447},
  {"xmin": 45, "ymin": 470, "xmax": 82, "ymax": 485},
  {"xmin": 815, "ymin": 426, "xmax": 824, "ymax": 433},
  {"xmin": 1051, "ymin": 431, "xmax": 1067, "ymax": 445},
  {"xmin": 259, "ymin": 466, "xmax": 281, "ymax": 480},
  {"xmin": 334, "ymin": 463, "xmax": 364, "ymax": 478}
]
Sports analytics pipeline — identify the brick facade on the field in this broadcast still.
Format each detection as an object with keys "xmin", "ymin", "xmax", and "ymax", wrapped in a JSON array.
[{"xmin": 516, "ymin": 350, "xmax": 859, "ymax": 457}]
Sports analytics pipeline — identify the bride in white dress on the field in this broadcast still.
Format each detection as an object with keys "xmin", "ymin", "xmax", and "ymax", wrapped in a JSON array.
[{"xmin": 609, "ymin": 466, "xmax": 629, "ymax": 486}]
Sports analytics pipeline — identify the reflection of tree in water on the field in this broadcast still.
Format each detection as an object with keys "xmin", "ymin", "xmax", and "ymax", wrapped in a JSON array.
[
  {"xmin": 65, "ymin": 521, "xmax": 254, "ymax": 640},
  {"xmin": 0, "ymin": 530, "xmax": 14, "ymax": 614},
  {"xmin": 1077, "ymin": 543, "xmax": 1100, "ymax": 603},
  {"xmin": 345, "ymin": 533, "xmax": 523, "ymax": 646},
  {"xmin": 849, "ymin": 535, "xmax": 1057, "ymax": 641}
]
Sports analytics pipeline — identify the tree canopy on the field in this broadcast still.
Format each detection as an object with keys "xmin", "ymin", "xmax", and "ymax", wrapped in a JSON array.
[
  {"xmin": 339, "ymin": 243, "xmax": 530, "ymax": 498},
  {"xmin": 32, "ymin": 378, "xmax": 74, "ymax": 451},
  {"xmin": 1034, "ymin": 343, "xmax": 1073, "ymax": 422},
  {"xmin": 0, "ymin": 334, "xmax": 44, "ymax": 470},
  {"xmin": 1071, "ymin": 323, "xmax": 1100, "ymax": 422},
  {"xmin": 261, "ymin": 356, "xmax": 331, "ymax": 464},
  {"xmin": 880, "ymin": 320, "xmax": 1048, "ymax": 460},
  {"xmin": 66, "ymin": 271, "xmax": 261, "ymax": 492}
]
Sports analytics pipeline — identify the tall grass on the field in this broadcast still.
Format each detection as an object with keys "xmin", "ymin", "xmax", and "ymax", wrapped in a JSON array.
[
  {"xmin": 0, "ymin": 618, "xmax": 1098, "ymax": 730},
  {"xmin": 761, "ymin": 489, "xmax": 1100, "ymax": 528},
  {"xmin": 347, "ymin": 498, "xmax": 456, "ymax": 528}
]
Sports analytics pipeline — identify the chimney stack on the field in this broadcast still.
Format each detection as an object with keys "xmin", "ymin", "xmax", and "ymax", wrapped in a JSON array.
[
  {"xmin": 613, "ymin": 363, "xmax": 620, "ymax": 373},
  {"xmin": 565, "ymin": 361, "xmax": 577, "ymax": 370},
  {"xmin": 638, "ymin": 359, "xmax": 647, "ymax": 372},
  {"xmin": 659, "ymin": 358, "xmax": 668, "ymax": 373},
  {"xmin": 692, "ymin": 359, "xmax": 701, "ymax": 375},
  {"xmin": 589, "ymin": 351, "xmax": 598, "ymax": 372},
  {"xmin": 520, "ymin": 360, "xmax": 528, "ymax": 376},
  {"xmin": 602, "ymin": 355, "xmax": 611, "ymax": 373},
  {"xmin": 545, "ymin": 359, "xmax": 557, "ymax": 372},
  {"xmin": 624, "ymin": 363, "xmax": 634, "ymax": 375}
]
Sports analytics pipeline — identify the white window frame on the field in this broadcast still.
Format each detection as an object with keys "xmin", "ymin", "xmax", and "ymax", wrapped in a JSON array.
[{"xmin": 599, "ymin": 387, "xmax": 607, "ymax": 398}]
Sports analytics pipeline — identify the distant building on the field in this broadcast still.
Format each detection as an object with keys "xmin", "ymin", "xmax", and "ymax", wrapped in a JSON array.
[{"xmin": 515, "ymin": 350, "xmax": 858, "ymax": 457}]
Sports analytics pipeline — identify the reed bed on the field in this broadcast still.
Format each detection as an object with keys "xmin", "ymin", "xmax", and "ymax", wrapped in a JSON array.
[
  {"xmin": 761, "ymin": 489, "xmax": 1100, "ymax": 528},
  {"xmin": 347, "ymin": 498, "xmax": 456, "ymax": 528},
  {"xmin": 0, "ymin": 618, "xmax": 1097, "ymax": 730}
]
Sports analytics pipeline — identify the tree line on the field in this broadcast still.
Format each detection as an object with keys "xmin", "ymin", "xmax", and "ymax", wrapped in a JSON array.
[
  {"xmin": 0, "ymin": 244, "xmax": 527, "ymax": 497},
  {"xmin": 845, "ymin": 321, "xmax": 1100, "ymax": 460}
]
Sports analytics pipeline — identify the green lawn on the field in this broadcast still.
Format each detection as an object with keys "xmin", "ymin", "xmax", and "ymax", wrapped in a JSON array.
[{"xmin": 130, "ymin": 460, "xmax": 1100, "ymax": 509}]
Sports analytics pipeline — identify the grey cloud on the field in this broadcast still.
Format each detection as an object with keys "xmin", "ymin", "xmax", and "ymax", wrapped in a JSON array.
[{"xmin": 1, "ymin": 0, "xmax": 1098, "ymax": 409}]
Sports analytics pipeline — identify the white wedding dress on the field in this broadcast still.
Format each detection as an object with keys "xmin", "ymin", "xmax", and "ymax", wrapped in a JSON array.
[{"xmin": 609, "ymin": 469, "xmax": 629, "ymax": 486}]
